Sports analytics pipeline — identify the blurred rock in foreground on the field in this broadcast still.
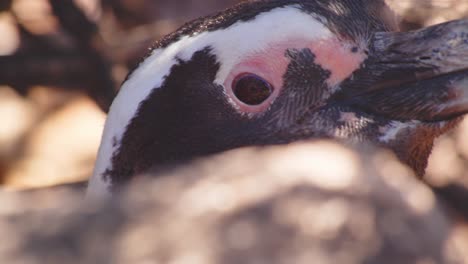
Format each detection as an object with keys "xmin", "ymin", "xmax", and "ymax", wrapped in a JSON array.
[{"xmin": 0, "ymin": 141, "xmax": 465, "ymax": 264}]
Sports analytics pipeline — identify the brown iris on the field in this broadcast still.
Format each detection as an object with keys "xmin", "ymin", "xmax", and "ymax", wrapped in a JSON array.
[{"xmin": 232, "ymin": 74, "xmax": 273, "ymax": 105}]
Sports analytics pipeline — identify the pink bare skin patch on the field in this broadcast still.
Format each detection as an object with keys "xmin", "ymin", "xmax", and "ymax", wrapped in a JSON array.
[{"xmin": 223, "ymin": 37, "xmax": 367, "ymax": 114}]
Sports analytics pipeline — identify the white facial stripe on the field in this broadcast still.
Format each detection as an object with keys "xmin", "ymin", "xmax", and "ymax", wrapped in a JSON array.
[
  {"xmin": 87, "ymin": 6, "xmax": 335, "ymax": 197},
  {"xmin": 378, "ymin": 121, "xmax": 420, "ymax": 143},
  {"xmin": 210, "ymin": 8, "xmax": 332, "ymax": 84}
]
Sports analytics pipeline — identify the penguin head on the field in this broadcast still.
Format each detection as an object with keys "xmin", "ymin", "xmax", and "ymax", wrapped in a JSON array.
[{"xmin": 88, "ymin": 0, "xmax": 468, "ymax": 197}]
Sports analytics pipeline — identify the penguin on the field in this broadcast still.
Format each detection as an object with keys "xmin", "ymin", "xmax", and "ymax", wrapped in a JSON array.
[{"xmin": 87, "ymin": 0, "xmax": 468, "ymax": 199}]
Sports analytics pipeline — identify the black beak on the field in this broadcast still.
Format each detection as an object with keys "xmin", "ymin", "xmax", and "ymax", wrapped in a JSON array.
[{"xmin": 335, "ymin": 19, "xmax": 468, "ymax": 122}]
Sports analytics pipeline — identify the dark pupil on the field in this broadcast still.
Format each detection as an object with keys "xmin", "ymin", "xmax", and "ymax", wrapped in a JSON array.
[{"xmin": 233, "ymin": 74, "xmax": 273, "ymax": 105}]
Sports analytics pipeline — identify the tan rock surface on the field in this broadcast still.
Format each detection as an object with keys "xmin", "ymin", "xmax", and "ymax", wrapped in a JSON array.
[{"xmin": 0, "ymin": 141, "xmax": 465, "ymax": 263}]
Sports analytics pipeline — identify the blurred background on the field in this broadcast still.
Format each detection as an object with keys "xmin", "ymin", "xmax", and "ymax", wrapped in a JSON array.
[{"xmin": 0, "ymin": 0, "xmax": 466, "ymax": 190}]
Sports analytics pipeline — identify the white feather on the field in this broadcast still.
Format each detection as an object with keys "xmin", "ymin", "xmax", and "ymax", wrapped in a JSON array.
[{"xmin": 379, "ymin": 121, "xmax": 420, "ymax": 143}]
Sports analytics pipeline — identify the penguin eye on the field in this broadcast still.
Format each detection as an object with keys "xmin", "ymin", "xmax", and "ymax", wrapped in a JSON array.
[{"xmin": 232, "ymin": 74, "xmax": 273, "ymax": 105}]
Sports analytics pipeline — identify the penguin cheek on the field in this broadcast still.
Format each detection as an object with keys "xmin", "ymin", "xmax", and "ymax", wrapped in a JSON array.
[{"xmin": 222, "ymin": 38, "xmax": 366, "ymax": 114}]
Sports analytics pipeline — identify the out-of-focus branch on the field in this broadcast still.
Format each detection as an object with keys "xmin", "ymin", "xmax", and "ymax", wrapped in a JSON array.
[
  {"xmin": 47, "ymin": 0, "xmax": 116, "ymax": 112},
  {"xmin": 0, "ymin": 0, "xmax": 12, "ymax": 12},
  {"xmin": 48, "ymin": 0, "xmax": 97, "ymax": 45},
  {"xmin": 0, "ymin": 53, "xmax": 101, "ymax": 89}
]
